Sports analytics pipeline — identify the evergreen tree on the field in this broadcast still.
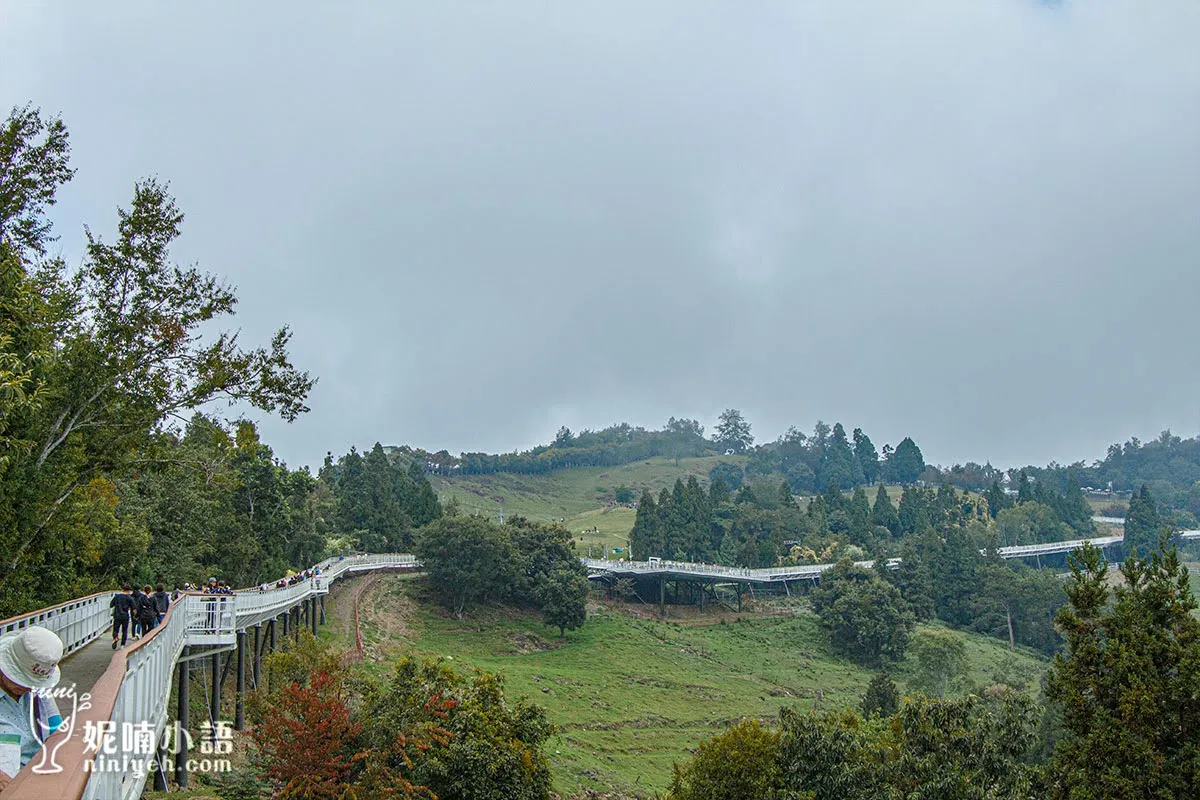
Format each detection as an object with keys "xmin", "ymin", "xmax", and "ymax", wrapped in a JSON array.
[
  {"xmin": 819, "ymin": 423, "xmax": 863, "ymax": 490},
  {"xmin": 628, "ymin": 490, "xmax": 661, "ymax": 559},
  {"xmin": 887, "ymin": 437, "xmax": 925, "ymax": 485},
  {"xmin": 848, "ymin": 486, "xmax": 873, "ymax": 548},
  {"xmin": 852, "ymin": 428, "xmax": 880, "ymax": 485},
  {"xmin": 985, "ymin": 480, "xmax": 1013, "ymax": 519},
  {"xmin": 1045, "ymin": 543, "xmax": 1200, "ymax": 799},
  {"xmin": 871, "ymin": 484, "xmax": 899, "ymax": 534},
  {"xmin": 897, "ymin": 487, "xmax": 931, "ymax": 537},
  {"xmin": 1016, "ymin": 470, "xmax": 1034, "ymax": 504},
  {"xmin": 708, "ymin": 477, "xmax": 731, "ymax": 506},
  {"xmin": 1123, "ymin": 484, "xmax": 1163, "ymax": 557}
]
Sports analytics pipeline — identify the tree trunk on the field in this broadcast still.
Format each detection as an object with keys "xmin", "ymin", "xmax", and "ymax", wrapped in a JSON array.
[{"xmin": 1006, "ymin": 606, "xmax": 1015, "ymax": 651}]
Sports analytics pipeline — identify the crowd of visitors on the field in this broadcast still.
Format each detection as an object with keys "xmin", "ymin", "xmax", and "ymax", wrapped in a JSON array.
[
  {"xmin": 106, "ymin": 563, "xmax": 337, "ymax": 648},
  {"xmin": 262, "ymin": 566, "xmax": 322, "ymax": 591},
  {"xmin": 108, "ymin": 584, "xmax": 172, "ymax": 649}
]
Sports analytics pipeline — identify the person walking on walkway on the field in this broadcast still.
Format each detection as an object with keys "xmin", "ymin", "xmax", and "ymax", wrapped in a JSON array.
[
  {"xmin": 0, "ymin": 627, "xmax": 65, "ymax": 789},
  {"xmin": 110, "ymin": 584, "xmax": 134, "ymax": 649},
  {"xmin": 135, "ymin": 585, "xmax": 157, "ymax": 634},
  {"xmin": 152, "ymin": 584, "xmax": 170, "ymax": 626}
]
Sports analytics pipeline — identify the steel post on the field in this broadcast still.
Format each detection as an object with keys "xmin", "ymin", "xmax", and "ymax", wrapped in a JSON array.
[
  {"xmin": 252, "ymin": 625, "xmax": 261, "ymax": 689},
  {"xmin": 235, "ymin": 630, "xmax": 246, "ymax": 731},
  {"xmin": 175, "ymin": 659, "xmax": 189, "ymax": 787},
  {"xmin": 210, "ymin": 651, "xmax": 220, "ymax": 736}
]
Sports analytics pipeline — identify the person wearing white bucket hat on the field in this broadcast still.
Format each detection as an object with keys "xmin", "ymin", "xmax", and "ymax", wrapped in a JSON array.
[{"xmin": 0, "ymin": 627, "xmax": 65, "ymax": 787}]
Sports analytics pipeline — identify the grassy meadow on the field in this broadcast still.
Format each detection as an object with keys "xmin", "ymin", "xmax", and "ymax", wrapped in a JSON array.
[
  {"xmin": 429, "ymin": 456, "xmax": 746, "ymax": 553},
  {"xmin": 333, "ymin": 574, "xmax": 1048, "ymax": 797}
]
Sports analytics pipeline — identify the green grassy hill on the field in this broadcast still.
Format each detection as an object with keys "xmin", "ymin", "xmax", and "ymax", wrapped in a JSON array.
[
  {"xmin": 430, "ymin": 455, "xmax": 746, "ymax": 553},
  {"xmin": 331, "ymin": 575, "xmax": 1048, "ymax": 797}
]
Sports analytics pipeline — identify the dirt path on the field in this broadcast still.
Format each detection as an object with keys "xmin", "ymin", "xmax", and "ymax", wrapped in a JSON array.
[
  {"xmin": 324, "ymin": 573, "xmax": 417, "ymax": 660},
  {"xmin": 355, "ymin": 575, "xmax": 417, "ymax": 660}
]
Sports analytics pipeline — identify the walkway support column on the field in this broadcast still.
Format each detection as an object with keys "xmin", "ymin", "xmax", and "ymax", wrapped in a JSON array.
[
  {"xmin": 252, "ymin": 625, "xmax": 261, "ymax": 689},
  {"xmin": 210, "ymin": 651, "xmax": 221, "ymax": 735},
  {"xmin": 659, "ymin": 577, "xmax": 665, "ymax": 616},
  {"xmin": 282, "ymin": 608, "xmax": 289, "ymax": 638},
  {"xmin": 235, "ymin": 630, "xmax": 246, "ymax": 731},
  {"xmin": 268, "ymin": 618, "xmax": 277, "ymax": 692},
  {"xmin": 175, "ymin": 659, "xmax": 189, "ymax": 788},
  {"xmin": 320, "ymin": 595, "xmax": 326, "ymax": 625},
  {"xmin": 310, "ymin": 598, "xmax": 318, "ymax": 635}
]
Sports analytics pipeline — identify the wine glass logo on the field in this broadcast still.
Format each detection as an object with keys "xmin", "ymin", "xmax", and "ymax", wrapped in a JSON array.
[{"xmin": 29, "ymin": 684, "xmax": 93, "ymax": 775}]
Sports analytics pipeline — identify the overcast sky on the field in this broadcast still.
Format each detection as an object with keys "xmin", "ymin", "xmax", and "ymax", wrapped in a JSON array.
[{"xmin": 3, "ymin": 1, "xmax": 1199, "ymax": 471}]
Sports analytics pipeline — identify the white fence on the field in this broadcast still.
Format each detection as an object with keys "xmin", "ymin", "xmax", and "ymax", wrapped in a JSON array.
[{"xmin": 1, "ymin": 593, "xmax": 112, "ymax": 657}]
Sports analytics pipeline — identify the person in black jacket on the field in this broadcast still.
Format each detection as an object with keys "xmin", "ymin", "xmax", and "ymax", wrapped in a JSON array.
[
  {"xmin": 136, "ymin": 584, "xmax": 158, "ymax": 634},
  {"xmin": 152, "ymin": 584, "xmax": 170, "ymax": 625},
  {"xmin": 110, "ymin": 585, "xmax": 134, "ymax": 649},
  {"xmin": 130, "ymin": 586, "xmax": 148, "ymax": 639}
]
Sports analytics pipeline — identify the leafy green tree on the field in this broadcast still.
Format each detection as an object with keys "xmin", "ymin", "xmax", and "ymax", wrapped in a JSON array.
[
  {"xmin": 1044, "ymin": 542, "xmax": 1200, "ymax": 799},
  {"xmin": 852, "ymin": 428, "xmax": 880, "ymax": 485},
  {"xmin": 709, "ymin": 461, "xmax": 745, "ymax": 491},
  {"xmin": 537, "ymin": 567, "xmax": 588, "ymax": 638},
  {"xmin": 0, "ymin": 111, "xmax": 313, "ymax": 613},
  {"xmin": 708, "ymin": 477, "xmax": 731, "ymax": 506},
  {"xmin": 860, "ymin": 673, "xmax": 899, "ymax": 718},
  {"xmin": 886, "ymin": 692, "xmax": 1037, "ymax": 799},
  {"xmin": 973, "ymin": 560, "xmax": 1064, "ymax": 655},
  {"xmin": 361, "ymin": 658, "xmax": 554, "ymax": 800},
  {"xmin": 908, "ymin": 630, "xmax": 969, "ymax": 698},
  {"xmin": 414, "ymin": 516, "xmax": 517, "ymax": 618},
  {"xmin": 665, "ymin": 416, "xmax": 706, "ymax": 465},
  {"xmin": 871, "ymin": 484, "xmax": 899, "ymax": 534},
  {"xmin": 715, "ymin": 408, "xmax": 754, "ymax": 454},
  {"xmin": 995, "ymin": 502, "xmax": 1071, "ymax": 547},
  {"xmin": 886, "ymin": 437, "xmax": 925, "ymax": 485},
  {"xmin": 668, "ymin": 718, "xmax": 782, "ymax": 800},
  {"xmin": 811, "ymin": 559, "xmax": 914, "ymax": 666}
]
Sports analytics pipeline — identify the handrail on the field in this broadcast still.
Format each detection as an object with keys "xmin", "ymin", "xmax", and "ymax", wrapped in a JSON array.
[{"xmin": 1, "ymin": 592, "xmax": 117, "ymax": 657}]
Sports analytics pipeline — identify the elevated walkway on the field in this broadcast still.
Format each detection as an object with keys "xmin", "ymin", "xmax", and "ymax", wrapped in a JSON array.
[{"xmin": 0, "ymin": 554, "xmax": 418, "ymax": 800}]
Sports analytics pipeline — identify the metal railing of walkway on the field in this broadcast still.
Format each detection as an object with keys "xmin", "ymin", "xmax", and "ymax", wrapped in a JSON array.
[
  {"xmin": 583, "ymin": 534, "xmax": 1129, "ymax": 584},
  {"xmin": 0, "ymin": 553, "xmax": 418, "ymax": 800}
]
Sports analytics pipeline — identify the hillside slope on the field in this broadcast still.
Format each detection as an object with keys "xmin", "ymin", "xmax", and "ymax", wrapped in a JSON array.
[
  {"xmin": 329, "ymin": 574, "xmax": 1048, "ymax": 797},
  {"xmin": 429, "ymin": 455, "xmax": 746, "ymax": 552}
]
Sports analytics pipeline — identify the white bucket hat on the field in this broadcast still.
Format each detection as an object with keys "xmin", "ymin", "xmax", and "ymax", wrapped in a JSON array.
[{"xmin": 0, "ymin": 627, "xmax": 63, "ymax": 690}]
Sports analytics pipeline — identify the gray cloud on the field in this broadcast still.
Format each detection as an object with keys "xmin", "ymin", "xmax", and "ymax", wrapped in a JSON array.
[{"xmin": 3, "ymin": 1, "xmax": 1198, "ymax": 469}]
